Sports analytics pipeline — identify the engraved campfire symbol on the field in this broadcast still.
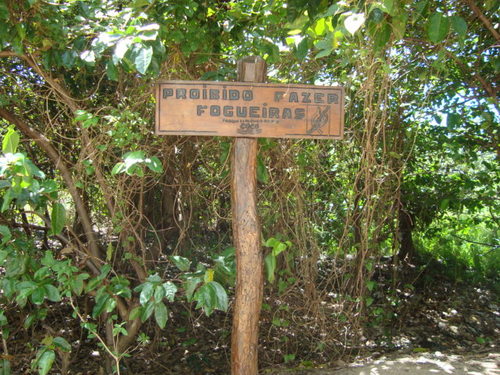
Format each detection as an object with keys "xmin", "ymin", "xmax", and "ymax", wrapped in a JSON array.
[{"xmin": 308, "ymin": 106, "xmax": 329, "ymax": 135}]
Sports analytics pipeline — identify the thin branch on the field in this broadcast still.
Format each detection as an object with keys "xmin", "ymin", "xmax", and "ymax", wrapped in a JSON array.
[{"xmin": 451, "ymin": 233, "xmax": 499, "ymax": 249}]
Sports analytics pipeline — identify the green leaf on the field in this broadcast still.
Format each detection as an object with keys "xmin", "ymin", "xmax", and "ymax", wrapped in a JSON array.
[
  {"xmin": 369, "ymin": 8, "xmax": 385, "ymax": 24},
  {"xmin": 440, "ymin": 198, "xmax": 450, "ymax": 210},
  {"xmin": 61, "ymin": 50, "xmax": 76, "ymax": 68},
  {"xmin": 373, "ymin": 23, "xmax": 392, "ymax": 50},
  {"xmin": 92, "ymin": 294, "xmax": 109, "ymax": 317},
  {"xmin": 324, "ymin": 3, "xmax": 340, "ymax": 16},
  {"xmin": 170, "ymin": 255, "xmax": 191, "ymax": 271},
  {"xmin": 129, "ymin": 306, "xmax": 141, "ymax": 320},
  {"xmin": 2, "ymin": 127, "xmax": 20, "ymax": 153},
  {"xmin": 295, "ymin": 38, "xmax": 309, "ymax": 61},
  {"xmin": 140, "ymin": 302, "xmax": 154, "ymax": 322},
  {"xmin": 447, "ymin": 113, "xmax": 460, "ymax": 128},
  {"xmin": 50, "ymin": 203, "xmax": 66, "ymax": 236},
  {"xmin": 0, "ymin": 311, "xmax": 8, "ymax": 327},
  {"xmin": 379, "ymin": 0, "xmax": 395, "ymax": 16},
  {"xmin": 257, "ymin": 156, "xmax": 268, "ymax": 184},
  {"xmin": 44, "ymin": 285, "xmax": 61, "ymax": 302},
  {"xmin": 104, "ymin": 297, "xmax": 116, "ymax": 314},
  {"xmin": 264, "ymin": 253, "xmax": 276, "ymax": 283},
  {"xmin": 366, "ymin": 280, "xmax": 377, "ymax": 292},
  {"xmin": 315, "ymin": 48, "xmax": 333, "ymax": 59},
  {"xmin": 23, "ymin": 314, "xmax": 38, "ymax": 329},
  {"xmin": 427, "ymin": 12, "xmax": 450, "ymax": 43},
  {"xmin": 146, "ymin": 273, "xmax": 162, "ymax": 283},
  {"xmin": 204, "ymin": 268, "xmax": 214, "ymax": 283},
  {"xmin": 193, "ymin": 281, "xmax": 228, "ymax": 316},
  {"xmin": 146, "ymin": 156, "xmax": 163, "ymax": 173},
  {"xmin": 106, "ymin": 242, "xmax": 114, "ymax": 262},
  {"xmin": 135, "ymin": 45, "xmax": 153, "ymax": 74},
  {"xmin": 0, "ymin": 225, "xmax": 11, "ymax": 244},
  {"xmin": 41, "ymin": 251, "xmax": 55, "ymax": 267},
  {"xmin": 193, "ymin": 283, "xmax": 215, "ymax": 315},
  {"xmin": 450, "ymin": 15, "xmax": 467, "ymax": 39},
  {"xmin": 0, "ymin": 1, "xmax": 9, "ymax": 20},
  {"xmin": 0, "ymin": 358, "xmax": 11, "ymax": 374},
  {"xmin": 392, "ymin": 14, "xmax": 408, "ymax": 40},
  {"xmin": 272, "ymin": 242, "xmax": 287, "ymax": 257},
  {"xmin": 31, "ymin": 287, "xmax": 45, "ymax": 305},
  {"xmin": 72, "ymin": 274, "xmax": 89, "ymax": 296},
  {"xmin": 208, "ymin": 281, "xmax": 228, "ymax": 312},
  {"xmin": 264, "ymin": 237, "xmax": 280, "ymax": 248},
  {"xmin": 314, "ymin": 18, "xmax": 326, "ymax": 36},
  {"xmin": 139, "ymin": 282, "xmax": 154, "ymax": 305},
  {"xmin": 415, "ymin": 0, "xmax": 428, "ymax": 19},
  {"xmin": 154, "ymin": 302, "xmax": 168, "ymax": 329},
  {"xmin": 124, "ymin": 150, "xmax": 145, "ymax": 162},
  {"xmin": 153, "ymin": 284, "xmax": 165, "ymax": 301},
  {"xmin": 106, "ymin": 60, "xmax": 119, "ymax": 81},
  {"xmin": 162, "ymin": 282, "xmax": 177, "ymax": 302},
  {"xmin": 53, "ymin": 337, "xmax": 71, "ymax": 352},
  {"xmin": 111, "ymin": 162, "xmax": 126, "ymax": 175},
  {"xmin": 37, "ymin": 350, "xmax": 55, "ymax": 375},
  {"xmin": 184, "ymin": 277, "xmax": 201, "ymax": 302}
]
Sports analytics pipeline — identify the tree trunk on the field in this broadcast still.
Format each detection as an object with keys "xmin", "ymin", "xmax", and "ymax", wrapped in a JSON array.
[{"xmin": 398, "ymin": 206, "xmax": 415, "ymax": 262}]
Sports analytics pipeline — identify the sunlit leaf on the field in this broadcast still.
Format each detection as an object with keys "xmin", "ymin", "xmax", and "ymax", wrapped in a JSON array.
[
  {"xmin": 80, "ymin": 50, "xmax": 96, "ymax": 64},
  {"xmin": 314, "ymin": 18, "xmax": 326, "ymax": 36},
  {"xmin": 114, "ymin": 37, "xmax": 131, "ymax": 61},
  {"xmin": 139, "ymin": 282, "xmax": 154, "ymax": 305},
  {"xmin": 2, "ymin": 126, "xmax": 20, "ymax": 153},
  {"xmin": 344, "ymin": 13, "xmax": 366, "ymax": 35},
  {"xmin": 170, "ymin": 255, "xmax": 191, "ymax": 271},
  {"xmin": 135, "ymin": 45, "xmax": 153, "ymax": 74},
  {"xmin": 163, "ymin": 281, "xmax": 177, "ymax": 302}
]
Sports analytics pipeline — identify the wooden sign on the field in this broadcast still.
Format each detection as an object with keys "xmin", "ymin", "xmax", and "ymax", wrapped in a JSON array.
[{"xmin": 155, "ymin": 81, "xmax": 344, "ymax": 139}]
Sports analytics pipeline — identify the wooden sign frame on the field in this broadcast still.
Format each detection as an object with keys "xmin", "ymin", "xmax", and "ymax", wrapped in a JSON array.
[{"xmin": 155, "ymin": 81, "xmax": 344, "ymax": 139}]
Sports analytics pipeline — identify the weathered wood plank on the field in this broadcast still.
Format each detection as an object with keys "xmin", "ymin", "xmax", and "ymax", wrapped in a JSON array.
[
  {"xmin": 231, "ymin": 56, "xmax": 266, "ymax": 375},
  {"xmin": 155, "ymin": 80, "xmax": 344, "ymax": 139}
]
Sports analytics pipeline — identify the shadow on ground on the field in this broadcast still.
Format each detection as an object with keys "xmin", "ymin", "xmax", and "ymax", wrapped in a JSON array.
[{"xmin": 268, "ymin": 352, "xmax": 499, "ymax": 375}]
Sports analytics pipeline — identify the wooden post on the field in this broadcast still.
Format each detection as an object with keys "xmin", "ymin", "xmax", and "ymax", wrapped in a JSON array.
[{"xmin": 231, "ymin": 56, "xmax": 266, "ymax": 375}]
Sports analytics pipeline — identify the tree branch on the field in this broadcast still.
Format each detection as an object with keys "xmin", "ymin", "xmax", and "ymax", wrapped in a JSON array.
[
  {"xmin": 0, "ymin": 108, "xmax": 102, "ymax": 267},
  {"xmin": 462, "ymin": 0, "xmax": 500, "ymax": 42}
]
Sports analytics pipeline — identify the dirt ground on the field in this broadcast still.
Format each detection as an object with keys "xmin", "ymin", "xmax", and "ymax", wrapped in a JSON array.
[
  {"xmin": 270, "ymin": 352, "xmax": 499, "ymax": 375},
  {"xmin": 332, "ymin": 352, "xmax": 499, "ymax": 375}
]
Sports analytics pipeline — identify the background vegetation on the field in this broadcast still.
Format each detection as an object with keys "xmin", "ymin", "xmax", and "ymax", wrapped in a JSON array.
[{"xmin": 0, "ymin": 0, "xmax": 498, "ymax": 373}]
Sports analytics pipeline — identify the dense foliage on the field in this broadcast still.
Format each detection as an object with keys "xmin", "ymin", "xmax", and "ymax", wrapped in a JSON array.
[{"xmin": 0, "ymin": 0, "xmax": 498, "ymax": 373}]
